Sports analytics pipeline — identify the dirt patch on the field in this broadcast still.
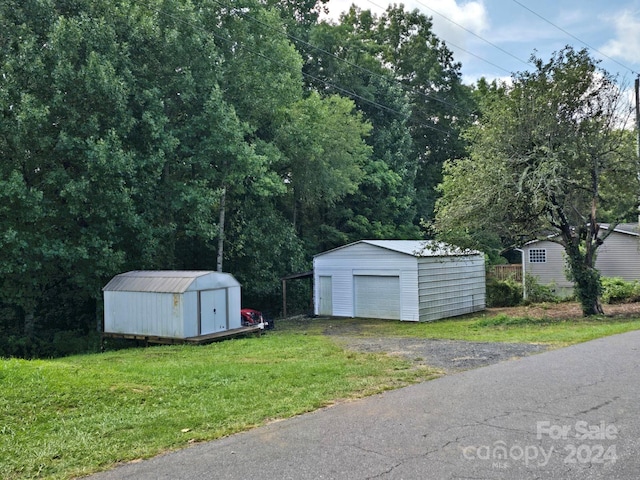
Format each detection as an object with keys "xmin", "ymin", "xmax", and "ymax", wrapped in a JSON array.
[
  {"xmin": 330, "ymin": 336, "xmax": 550, "ymax": 373},
  {"xmin": 487, "ymin": 301, "xmax": 640, "ymax": 320}
]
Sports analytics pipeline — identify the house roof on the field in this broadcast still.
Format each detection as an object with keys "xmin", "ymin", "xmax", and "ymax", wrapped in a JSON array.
[
  {"xmin": 315, "ymin": 240, "xmax": 480, "ymax": 258},
  {"xmin": 524, "ymin": 223, "xmax": 640, "ymax": 246},
  {"xmin": 602, "ymin": 223, "xmax": 639, "ymax": 236},
  {"xmin": 103, "ymin": 271, "xmax": 239, "ymax": 293}
]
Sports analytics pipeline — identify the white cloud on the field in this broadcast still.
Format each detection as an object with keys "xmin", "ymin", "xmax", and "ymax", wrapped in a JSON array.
[
  {"xmin": 601, "ymin": 9, "xmax": 640, "ymax": 64},
  {"xmin": 417, "ymin": 0, "xmax": 489, "ymax": 36},
  {"xmin": 323, "ymin": 0, "xmax": 490, "ymax": 41},
  {"xmin": 322, "ymin": 0, "xmax": 490, "ymax": 67}
]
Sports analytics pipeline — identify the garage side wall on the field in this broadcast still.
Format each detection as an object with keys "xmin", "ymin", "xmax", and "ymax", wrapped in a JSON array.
[
  {"xmin": 227, "ymin": 286, "xmax": 242, "ymax": 330},
  {"xmin": 418, "ymin": 255, "xmax": 486, "ymax": 322},
  {"xmin": 313, "ymin": 243, "xmax": 419, "ymax": 320},
  {"xmin": 104, "ymin": 291, "xmax": 185, "ymax": 338}
]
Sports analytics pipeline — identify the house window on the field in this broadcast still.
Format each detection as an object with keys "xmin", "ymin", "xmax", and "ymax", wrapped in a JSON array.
[{"xmin": 529, "ymin": 249, "xmax": 546, "ymax": 263}]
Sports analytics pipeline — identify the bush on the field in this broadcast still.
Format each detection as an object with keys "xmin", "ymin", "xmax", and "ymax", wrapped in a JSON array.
[
  {"xmin": 0, "ymin": 329, "xmax": 101, "ymax": 359},
  {"xmin": 486, "ymin": 278, "xmax": 523, "ymax": 307},
  {"xmin": 524, "ymin": 274, "xmax": 559, "ymax": 304},
  {"xmin": 601, "ymin": 277, "xmax": 640, "ymax": 304}
]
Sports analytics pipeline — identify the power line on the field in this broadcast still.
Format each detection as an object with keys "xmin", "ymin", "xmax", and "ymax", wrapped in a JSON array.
[
  {"xmin": 209, "ymin": 0, "xmax": 464, "ymax": 114},
  {"xmin": 411, "ymin": 0, "xmax": 531, "ymax": 68},
  {"xmin": 441, "ymin": 39, "xmax": 512, "ymax": 75},
  {"xmin": 510, "ymin": 0, "xmax": 639, "ymax": 76},
  {"xmin": 361, "ymin": 0, "xmax": 526, "ymax": 77},
  {"xmin": 139, "ymin": 1, "xmax": 453, "ymax": 135}
]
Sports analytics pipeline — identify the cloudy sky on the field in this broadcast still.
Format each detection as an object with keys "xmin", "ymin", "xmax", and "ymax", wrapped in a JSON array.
[{"xmin": 322, "ymin": 0, "xmax": 640, "ymax": 86}]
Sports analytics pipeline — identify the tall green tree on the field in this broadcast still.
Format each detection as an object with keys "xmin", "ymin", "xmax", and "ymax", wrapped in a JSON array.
[
  {"xmin": 305, "ymin": 5, "xmax": 474, "ymax": 232},
  {"xmin": 436, "ymin": 48, "xmax": 638, "ymax": 315},
  {"xmin": 274, "ymin": 92, "xmax": 372, "ymax": 242},
  {"xmin": 372, "ymin": 5, "xmax": 474, "ymax": 220},
  {"xmin": 301, "ymin": 9, "xmax": 420, "ymax": 245},
  {"xmin": 0, "ymin": 0, "xmax": 272, "ymax": 343}
]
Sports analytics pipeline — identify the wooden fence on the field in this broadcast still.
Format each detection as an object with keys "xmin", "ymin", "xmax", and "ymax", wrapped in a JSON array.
[{"xmin": 488, "ymin": 264, "xmax": 522, "ymax": 282}]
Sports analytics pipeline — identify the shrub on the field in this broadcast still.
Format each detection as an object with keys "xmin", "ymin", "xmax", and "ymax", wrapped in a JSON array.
[
  {"xmin": 524, "ymin": 274, "xmax": 559, "ymax": 304},
  {"xmin": 601, "ymin": 277, "xmax": 640, "ymax": 304},
  {"xmin": 0, "ymin": 329, "xmax": 101, "ymax": 359},
  {"xmin": 486, "ymin": 278, "xmax": 523, "ymax": 307}
]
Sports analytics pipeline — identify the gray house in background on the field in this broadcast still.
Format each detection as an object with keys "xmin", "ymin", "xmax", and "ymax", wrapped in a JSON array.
[{"xmin": 521, "ymin": 224, "xmax": 640, "ymax": 297}]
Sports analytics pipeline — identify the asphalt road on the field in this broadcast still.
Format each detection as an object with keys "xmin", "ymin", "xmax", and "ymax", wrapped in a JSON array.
[{"xmin": 89, "ymin": 330, "xmax": 640, "ymax": 479}]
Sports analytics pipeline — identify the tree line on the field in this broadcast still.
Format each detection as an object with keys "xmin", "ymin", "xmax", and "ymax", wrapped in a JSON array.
[
  {"xmin": 2, "ymin": 0, "xmax": 636, "ymax": 357},
  {"xmin": 1, "ymin": 0, "xmax": 474, "ymax": 356}
]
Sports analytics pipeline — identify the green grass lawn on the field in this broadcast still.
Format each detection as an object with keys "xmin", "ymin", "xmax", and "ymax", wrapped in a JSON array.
[
  {"xmin": 281, "ymin": 311, "xmax": 640, "ymax": 346},
  {"xmin": 0, "ymin": 334, "xmax": 438, "ymax": 480},
  {"xmin": 3, "ymin": 308, "xmax": 640, "ymax": 479}
]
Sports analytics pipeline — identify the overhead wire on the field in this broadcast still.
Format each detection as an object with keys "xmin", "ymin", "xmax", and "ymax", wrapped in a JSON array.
[
  {"xmin": 139, "ymin": 0, "xmax": 455, "ymax": 136},
  {"xmin": 510, "ymin": 0, "xmax": 639, "ymax": 76},
  {"xmin": 440, "ymin": 39, "xmax": 512, "ymax": 75},
  {"xmin": 411, "ymin": 0, "xmax": 531, "ymax": 69},
  {"xmin": 208, "ymin": 0, "xmax": 465, "ymax": 114},
  {"xmin": 362, "ymin": 0, "xmax": 527, "ymax": 75}
]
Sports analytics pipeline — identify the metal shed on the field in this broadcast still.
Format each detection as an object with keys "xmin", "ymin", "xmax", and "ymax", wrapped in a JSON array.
[
  {"xmin": 103, "ymin": 271, "xmax": 243, "ymax": 340},
  {"xmin": 313, "ymin": 240, "xmax": 486, "ymax": 322}
]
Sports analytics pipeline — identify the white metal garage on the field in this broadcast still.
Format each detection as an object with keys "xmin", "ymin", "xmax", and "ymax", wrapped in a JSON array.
[
  {"xmin": 103, "ymin": 271, "xmax": 242, "ymax": 340},
  {"xmin": 313, "ymin": 240, "xmax": 485, "ymax": 322}
]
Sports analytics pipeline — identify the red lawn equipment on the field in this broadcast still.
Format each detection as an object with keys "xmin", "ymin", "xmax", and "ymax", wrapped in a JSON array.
[{"xmin": 241, "ymin": 308, "xmax": 274, "ymax": 330}]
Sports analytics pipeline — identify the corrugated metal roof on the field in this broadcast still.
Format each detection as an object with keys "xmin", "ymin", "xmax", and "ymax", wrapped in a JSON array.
[
  {"xmin": 315, "ymin": 240, "xmax": 480, "ymax": 258},
  {"xmin": 103, "ymin": 271, "xmax": 220, "ymax": 293}
]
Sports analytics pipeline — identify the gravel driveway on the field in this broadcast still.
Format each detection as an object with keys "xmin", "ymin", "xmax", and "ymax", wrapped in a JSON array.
[
  {"xmin": 328, "ymin": 336, "xmax": 550, "ymax": 373},
  {"xmin": 281, "ymin": 315, "xmax": 553, "ymax": 373}
]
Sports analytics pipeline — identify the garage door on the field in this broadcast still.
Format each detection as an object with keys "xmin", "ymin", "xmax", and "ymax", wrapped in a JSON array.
[{"xmin": 354, "ymin": 275, "xmax": 400, "ymax": 320}]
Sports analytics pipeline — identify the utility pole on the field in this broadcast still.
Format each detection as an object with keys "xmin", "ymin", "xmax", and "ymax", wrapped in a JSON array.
[
  {"xmin": 636, "ymin": 77, "xmax": 640, "ymax": 225},
  {"xmin": 635, "ymin": 76, "xmax": 640, "ymax": 159}
]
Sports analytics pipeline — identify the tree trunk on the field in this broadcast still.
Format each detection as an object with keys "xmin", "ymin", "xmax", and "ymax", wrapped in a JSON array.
[
  {"xmin": 24, "ymin": 311, "xmax": 35, "ymax": 339},
  {"xmin": 563, "ymin": 234, "xmax": 604, "ymax": 317},
  {"xmin": 216, "ymin": 186, "xmax": 226, "ymax": 272},
  {"xmin": 569, "ymin": 257, "xmax": 604, "ymax": 316}
]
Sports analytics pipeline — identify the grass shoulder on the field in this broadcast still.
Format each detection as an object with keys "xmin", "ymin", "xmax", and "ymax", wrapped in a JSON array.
[
  {"xmin": 277, "ymin": 301, "xmax": 640, "ymax": 347},
  {"xmin": 0, "ymin": 334, "xmax": 438, "ymax": 480}
]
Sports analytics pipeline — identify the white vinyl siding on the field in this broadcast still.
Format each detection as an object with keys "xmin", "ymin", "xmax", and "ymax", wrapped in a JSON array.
[
  {"xmin": 524, "ymin": 241, "xmax": 572, "ymax": 292},
  {"xmin": 596, "ymin": 232, "xmax": 640, "ymax": 280},
  {"xmin": 523, "ymin": 227, "xmax": 640, "ymax": 297},
  {"xmin": 354, "ymin": 275, "xmax": 401, "ymax": 320}
]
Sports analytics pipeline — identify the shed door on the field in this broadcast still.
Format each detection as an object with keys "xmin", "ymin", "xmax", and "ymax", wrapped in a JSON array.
[
  {"xmin": 318, "ymin": 276, "xmax": 333, "ymax": 316},
  {"xmin": 354, "ymin": 275, "xmax": 400, "ymax": 320},
  {"xmin": 200, "ymin": 289, "xmax": 228, "ymax": 335}
]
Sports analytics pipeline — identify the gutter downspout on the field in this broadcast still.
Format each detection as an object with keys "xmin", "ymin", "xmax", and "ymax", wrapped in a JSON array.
[{"xmin": 515, "ymin": 248, "xmax": 526, "ymax": 300}]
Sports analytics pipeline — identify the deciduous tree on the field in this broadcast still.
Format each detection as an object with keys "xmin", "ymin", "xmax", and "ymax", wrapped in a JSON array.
[{"xmin": 436, "ymin": 48, "xmax": 638, "ymax": 315}]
